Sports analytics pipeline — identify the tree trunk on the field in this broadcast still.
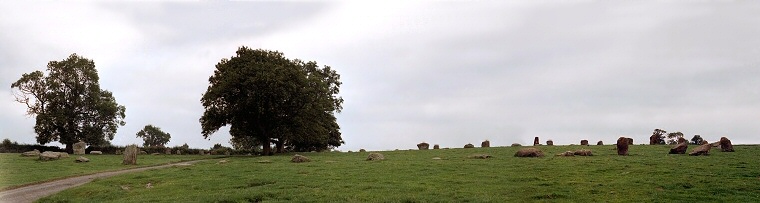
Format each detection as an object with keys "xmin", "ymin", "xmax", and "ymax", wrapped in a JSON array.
[
  {"xmin": 65, "ymin": 143, "xmax": 73, "ymax": 154},
  {"xmin": 275, "ymin": 139, "xmax": 284, "ymax": 153},
  {"xmin": 262, "ymin": 137, "xmax": 272, "ymax": 156}
]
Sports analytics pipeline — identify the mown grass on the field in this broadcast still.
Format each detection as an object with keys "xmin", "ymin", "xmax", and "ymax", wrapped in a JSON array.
[
  {"xmin": 34, "ymin": 145, "xmax": 760, "ymax": 202},
  {"xmin": 0, "ymin": 153, "xmax": 210, "ymax": 190}
]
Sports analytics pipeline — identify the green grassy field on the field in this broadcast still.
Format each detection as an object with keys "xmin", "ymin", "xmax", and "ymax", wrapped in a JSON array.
[
  {"xmin": 0, "ymin": 153, "xmax": 210, "ymax": 190},
  {"xmin": 23, "ymin": 145, "xmax": 760, "ymax": 202}
]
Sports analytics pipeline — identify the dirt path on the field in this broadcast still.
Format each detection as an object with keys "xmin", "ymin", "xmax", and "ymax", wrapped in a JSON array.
[{"xmin": 0, "ymin": 160, "xmax": 205, "ymax": 203}]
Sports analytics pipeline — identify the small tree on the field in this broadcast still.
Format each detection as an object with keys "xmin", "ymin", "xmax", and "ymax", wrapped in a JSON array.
[
  {"xmin": 135, "ymin": 125, "xmax": 171, "ymax": 147},
  {"xmin": 690, "ymin": 135, "xmax": 704, "ymax": 145},
  {"xmin": 666, "ymin": 132, "xmax": 684, "ymax": 145}
]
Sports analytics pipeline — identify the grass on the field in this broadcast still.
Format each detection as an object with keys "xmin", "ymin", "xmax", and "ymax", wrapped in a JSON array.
[
  {"xmin": 0, "ymin": 153, "xmax": 210, "ymax": 190},
  {"xmin": 23, "ymin": 145, "xmax": 760, "ymax": 202}
]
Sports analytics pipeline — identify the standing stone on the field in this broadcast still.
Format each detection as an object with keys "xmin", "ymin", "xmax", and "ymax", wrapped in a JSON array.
[
  {"xmin": 580, "ymin": 140, "xmax": 589, "ymax": 146},
  {"xmin": 669, "ymin": 142, "xmax": 688, "ymax": 154},
  {"xmin": 123, "ymin": 145, "xmax": 138, "ymax": 165},
  {"xmin": 481, "ymin": 140, "xmax": 490, "ymax": 148},
  {"xmin": 90, "ymin": 151, "xmax": 102, "ymax": 155},
  {"xmin": 433, "ymin": 145, "xmax": 439, "ymax": 149},
  {"xmin": 649, "ymin": 134, "xmax": 659, "ymax": 145},
  {"xmin": 75, "ymin": 156, "xmax": 90, "ymax": 163},
  {"xmin": 21, "ymin": 149, "xmax": 41, "ymax": 157},
  {"xmin": 291, "ymin": 154, "xmax": 311, "ymax": 163},
  {"xmin": 165, "ymin": 148, "xmax": 172, "ymax": 155},
  {"xmin": 556, "ymin": 151, "xmax": 575, "ymax": 156},
  {"xmin": 73, "ymin": 141, "xmax": 86, "ymax": 155},
  {"xmin": 115, "ymin": 150, "xmax": 122, "ymax": 155},
  {"xmin": 39, "ymin": 151, "xmax": 62, "ymax": 161},
  {"xmin": 176, "ymin": 150, "xmax": 182, "ymax": 155},
  {"xmin": 514, "ymin": 148, "xmax": 544, "ymax": 157},
  {"xmin": 367, "ymin": 153, "xmax": 385, "ymax": 161},
  {"xmin": 719, "ymin": 137, "xmax": 734, "ymax": 152},
  {"xmin": 533, "ymin": 137, "xmax": 540, "ymax": 146},
  {"xmin": 225, "ymin": 151, "xmax": 231, "ymax": 156},
  {"xmin": 463, "ymin": 143, "xmax": 475, "ymax": 148},
  {"xmin": 616, "ymin": 137, "xmax": 629, "ymax": 155},
  {"xmin": 546, "ymin": 140, "xmax": 553, "ymax": 146},
  {"xmin": 626, "ymin": 138, "xmax": 633, "ymax": 145},
  {"xmin": 574, "ymin": 149, "xmax": 593, "ymax": 156},
  {"xmin": 596, "ymin": 141, "xmax": 604, "ymax": 145},
  {"xmin": 417, "ymin": 142, "xmax": 430, "ymax": 150},
  {"xmin": 677, "ymin": 137, "xmax": 687, "ymax": 144},
  {"xmin": 689, "ymin": 144, "xmax": 712, "ymax": 156},
  {"xmin": 58, "ymin": 152, "xmax": 70, "ymax": 158}
]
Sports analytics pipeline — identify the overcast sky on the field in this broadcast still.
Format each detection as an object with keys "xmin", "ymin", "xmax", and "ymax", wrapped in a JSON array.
[{"xmin": 1, "ymin": 1, "xmax": 759, "ymax": 151}]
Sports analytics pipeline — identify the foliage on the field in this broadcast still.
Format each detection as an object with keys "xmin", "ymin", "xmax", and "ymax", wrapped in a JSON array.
[
  {"xmin": 650, "ymin": 129, "xmax": 666, "ymax": 144},
  {"xmin": 690, "ymin": 135, "xmax": 704, "ymax": 145},
  {"xmin": 1, "ymin": 138, "xmax": 12, "ymax": 146},
  {"xmin": 80, "ymin": 145, "xmax": 199, "ymax": 155},
  {"xmin": 666, "ymin": 131, "xmax": 684, "ymax": 145},
  {"xmin": 38, "ymin": 145, "xmax": 760, "ymax": 202},
  {"xmin": 135, "ymin": 125, "xmax": 171, "ymax": 147},
  {"xmin": 180, "ymin": 143, "xmax": 189, "ymax": 150},
  {"xmin": 138, "ymin": 146, "xmax": 169, "ymax": 154},
  {"xmin": 210, "ymin": 143, "xmax": 232, "ymax": 155},
  {"xmin": 0, "ymin": 139, "xmax": 63, "ymax": 153},
  {"xmin": 200, "ymin": 47, "xmax": 343, "ymax": 155},
  {"xmin": 10, "ymin": 54, "xmax": 126, "ymax": 152},
  {"xmin": 168, "ymin": 144, "xmax": 204, "ymax": 155},
  {"xmin": 229, "ymin": 135, "xmax": 260, "ymax": 152}
]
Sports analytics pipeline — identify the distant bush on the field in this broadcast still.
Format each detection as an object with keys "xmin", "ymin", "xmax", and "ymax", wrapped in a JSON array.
[
  {"xmin": 171, "ymin": 145, "xmax": 202, "ymax": 155},
  {"xmin": 0, "ymin": 138, "xmax": 63, "ymax": 153},
  {"xmin": 87, "ymin": 144, "xmax": 208, "ymax": 155},
  {"xmin": 0, "ymin": 138, "xmax": 223, "ymax": 155},
  {"xmin": 86, "ymin": 144, "xmax": 122, "ymax": 154},
  {"xmin": 210, "ymin": 143, "xmax": 232, "ymax": 155}
]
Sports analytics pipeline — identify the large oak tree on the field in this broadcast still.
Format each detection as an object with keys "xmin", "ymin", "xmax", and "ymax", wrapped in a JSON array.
[
  {"xmin": 200, "ymin": 47, "xmax": 343, "ymax": 155},
  {"xmin": 11, "ymin": 54, "xmax": 126, "ymax": 153}
]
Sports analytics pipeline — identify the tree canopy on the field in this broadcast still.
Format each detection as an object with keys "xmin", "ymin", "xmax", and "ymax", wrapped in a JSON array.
[
  {"xmin": 690, "ymin": 135, "xmax": 704, "ymax": 145},
  {"xmin": 136, "ymin": 125, "xmax": 171, "ymax": 147},
  {"xmin": 666, "ymin": 131, "xmax": 684, "ymax": 145},
  {"xmin": 11, "ymin": 54, "xmax": 126, "ymax": 152},
  {"xmin": 200, "ymin": 47, "xmax": 343, "ymax": 155}
]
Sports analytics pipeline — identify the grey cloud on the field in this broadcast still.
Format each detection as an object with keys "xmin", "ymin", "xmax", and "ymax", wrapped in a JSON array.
[
  {"xmin": 329, "ymin": 2, "xmax": 760, "ymax": 150},
  {"xmin": 2, "ymin": 1, "xmax": 759, "ymax": 151},
  {"xmin": 99, "ymin": 2, "xmax": 331, "ymax": 47}
]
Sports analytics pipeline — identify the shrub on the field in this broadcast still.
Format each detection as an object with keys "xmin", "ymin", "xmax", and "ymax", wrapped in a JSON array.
[{"xmin": 0, "ymin": 139, "xmax": 63, "ymax": 153}]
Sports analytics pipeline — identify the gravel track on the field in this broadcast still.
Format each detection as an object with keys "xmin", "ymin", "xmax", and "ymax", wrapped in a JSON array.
[{"xmin": 0, "ymin": 160, "xmax": 203, "ymax": 203}]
